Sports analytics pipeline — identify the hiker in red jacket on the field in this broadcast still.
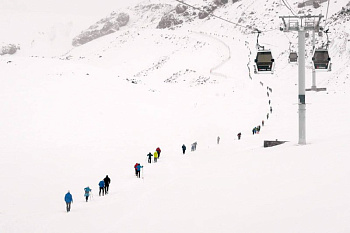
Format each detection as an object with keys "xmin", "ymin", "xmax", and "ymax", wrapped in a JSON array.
[
  {"xmin": 134, "ymin": 163, "xmax": 139, "ymax": 176},
  {"xmin": 156, "ymin": 147, "xmax": 161, "ymax": 158}
]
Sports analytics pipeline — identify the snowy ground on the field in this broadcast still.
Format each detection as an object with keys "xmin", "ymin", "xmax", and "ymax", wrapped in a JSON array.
[{"xmin": 1, "ymin": 0, "xmax": 350, "ymax": 232}]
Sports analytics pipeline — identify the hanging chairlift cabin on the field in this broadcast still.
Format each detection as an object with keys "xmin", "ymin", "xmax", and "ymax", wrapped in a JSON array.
[
  {"xmin": 288, "ymin": 52, "xmax": 298, "ymax": 63},
  {"xmin": 312, "ymin": 49, "xmax": 331, "ymax": 70},
  {"xmin": 254, "ymin": 50, "xmax": 274, "ymax": 73}
]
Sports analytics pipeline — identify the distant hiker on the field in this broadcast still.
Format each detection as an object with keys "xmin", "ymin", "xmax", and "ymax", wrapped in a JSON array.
[
  {"xmin": 262, "ymin": 120, "xmax": 265, "ymax": 126},
  {"xmin": 191, "ymin": 142, "xmax": 197, "ymax": 151},
  {"xmin": 267, "ymin": 113, "xmax": 269, "ymax": 119},
  {"xmin": 156, "ymin": 147, "xmax": 161, "ymax": 158},
  {"xmin": 154, "ymin": 151, "xmax": 158, "ymax": 163},
  {"xmin": 269, "ymin": 100, "xmax": 271, "ymax": 105},
  {"xmin": 103, "ymin": 175, "xmax": 111, "ymax": 194},
  {"xmin": 182, "ymin": 144, "xmax": 186, "ymax": 154},
  {"xmin": 237, "ymin": 132, "xmax": 241, "ymax": 140},
  {"xmin": 84, "ymin": 187, "xmax": 91, "ymax": 202},
  {"xmin": 98, "ymin": 180, "xmax": 105, "ymax": 196},
  {"xmin": 257, "ymin": 125, "xmax": 261, "ymax": 134},
  {"xmin": 270, "ymin": 106, "xmax": 272, "ymax": 113},
  {"xmin": 135, "ymin": 163, "xmax": 143, "ymax": 178},
  {"xmin": 267, "ymin": 92, "xmax": 269, "ymax": 97},
  {"xmin": 252, "ymin": 127, "xmax": 256, "ymax": 135},
  {"xmin": 134, "ymin": 163, "xmax": 140, "ymax": 175},
  {"xmin": 217, "ymin": 136, "xmax": 220, "ymax": 144},
  {"xmin": 64, "ymin": 191, "xmax": 73, "ymax": 212},
  {"xmin": 147, "ymin": 152, "xmax": 153, "ymax": 163}
]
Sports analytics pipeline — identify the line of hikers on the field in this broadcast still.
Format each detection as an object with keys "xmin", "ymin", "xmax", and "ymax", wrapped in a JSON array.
[
  {"xmin": 64, "ymin": 80, "xmax": 274, "ymax": 212},
  {"xmin": 64, "ymin": 175, "xmax": 111, "ymax": 212}
]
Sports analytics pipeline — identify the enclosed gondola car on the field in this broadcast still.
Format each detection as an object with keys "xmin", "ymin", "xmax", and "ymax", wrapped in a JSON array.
[
  {"xmin": 288, "ymin": 52, "xmax": 298, "ymax": 63},
  {"xmin": 312, "ymin": 49, "xmax": 331, "ymax": 70},
  {"xmin": 254, "ymin": 50, "xmax": 275, "ymax": 73}
]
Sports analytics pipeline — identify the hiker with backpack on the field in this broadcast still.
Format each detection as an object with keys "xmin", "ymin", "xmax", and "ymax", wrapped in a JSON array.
[
  {"xmin": 156, "ymin": 147, "xmax": 161, "ymax": 158},
  {"xmin": 84, "ymin": 187, "xmax": 92, "ymax": 202},
  {"xmin": 135, "ymin": 163, "xmax": 143, "ymax": 178},
  {"xmin": 98, "ymin": 180, "xmax": 105, "ymax": 196}
]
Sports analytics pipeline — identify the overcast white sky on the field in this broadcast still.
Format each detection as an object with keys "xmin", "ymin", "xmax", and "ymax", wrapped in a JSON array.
[{"xmin": 0, "ymin": 0, "xmax": 145, "ymax": 16}]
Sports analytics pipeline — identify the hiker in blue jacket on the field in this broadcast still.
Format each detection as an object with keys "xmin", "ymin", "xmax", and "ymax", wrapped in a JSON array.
[
  {"xmin": 64, "ymin": 191, "xmax": 73, "ymax": 212},
  {"xmin": 135, "ymin": 163, "xmax": 143, "ymax": 178},
  {"xmin": 98, "ymin": 180, "xmax": 105, "ymax": 196},
  {"xmin": 84, "ymin": 187, "xmax": 92, "ymax": 202}
]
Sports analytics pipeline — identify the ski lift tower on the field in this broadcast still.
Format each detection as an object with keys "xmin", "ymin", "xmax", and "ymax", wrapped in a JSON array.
[{"xmin": 279, "ymin": 14, "xmax": 323, "ymax": 145}]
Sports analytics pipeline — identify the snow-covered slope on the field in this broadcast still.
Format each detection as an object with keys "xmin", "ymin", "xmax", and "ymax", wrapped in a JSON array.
[{"xmin": 0, "ymin": 0, "xmax": 350, "ymax": 233}]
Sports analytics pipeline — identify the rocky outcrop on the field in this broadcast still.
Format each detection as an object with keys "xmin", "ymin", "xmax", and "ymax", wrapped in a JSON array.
[
  {"xmin": 198, "ymin": 11, "xmax": 210, "ymax": 19},
  {"xmin": 198, "ymin": 4, "xmax": 217, "ymax": 19},
  {"xmin": 157, "ymin": 14, "xmax": 183, "ymax": 29},
  {"xmin": 175, "ymin": 4, "xmax": 188, "ymax": 14},
  {"xmin": 214, "ymin": 0, "xmax": 228, "ymax": 4},
  {"xmin": 72, "ymin": 12, "xmax": 129, "ymax": 47},
  {"xmin": 1, "ymin": 44, "xmax": 20, "ymax": 55}
]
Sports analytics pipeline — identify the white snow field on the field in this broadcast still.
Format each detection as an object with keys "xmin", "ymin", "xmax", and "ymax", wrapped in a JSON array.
[{"xmin": 0, "ymin": 0, "xmax": 350, "ymax": 232}]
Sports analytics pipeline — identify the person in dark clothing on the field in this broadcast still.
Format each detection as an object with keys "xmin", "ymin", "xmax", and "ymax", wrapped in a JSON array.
[
  {"xmin": 270, "ymin": 106, "xmax": 272, "ymax": 113},
  {"xmin": 182, "ymin": 144, "xmax": 186, "ymax": 154},
  {"xmin": 98, "ymin": 180, "xmax": 105, "ymax": 196},
  {"xmin": 156, "ymin": 147, "xmax": 161, "ymax": 158},
  {"xmin": 147, "ymin": 152, "xmax": 153, "ymax": 163},
  {"xmin": 262, "ymin": 120, "xmax": 265, "ymax": 126},
  {"xmin": 103, "ymin": 175, "xmax": 111, "ymax": 194},
  {"xmin": 64, "ymin": 191, "xmax": 73, "ymax": 212},
  {"xmin": 267, "ymin": 113, "xmax": 269, "ymax": 119},
  {"xmin": 237, "ymin": 132, "xmax": 241, "ymax": 140}
]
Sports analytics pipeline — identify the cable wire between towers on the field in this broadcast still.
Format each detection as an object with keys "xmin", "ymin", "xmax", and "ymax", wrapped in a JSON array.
[
  {"xmin": 280, "ymin": 0, "xmax": 297, "ymax": 16},
  {"xmin": 174, "ymin": 0, "xmax": 261, "ymax": 32}
]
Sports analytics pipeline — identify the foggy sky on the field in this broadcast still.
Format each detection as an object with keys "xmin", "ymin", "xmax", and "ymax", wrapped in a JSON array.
[{"xmin": 0, "ymin": 0, "xmax": 145, "ymax": 16}]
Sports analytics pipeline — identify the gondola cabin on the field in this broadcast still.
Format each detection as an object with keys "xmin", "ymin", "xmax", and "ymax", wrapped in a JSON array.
[
  {"xmin": 312, "ymin": 49, "xmax": 331, "ymax": 70},
  {"xmin": 288, "ymin": 52, "xmax": 298, "ymax": 63},
  {"xmin": 254, "ymin": 50, "xmax": 274, "ymax": 73}
]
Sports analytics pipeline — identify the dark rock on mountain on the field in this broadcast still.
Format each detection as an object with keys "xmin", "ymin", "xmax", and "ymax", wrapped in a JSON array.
[{"xmin": 72, "ymin": 12, "xmax": 129, "ymax": 47}]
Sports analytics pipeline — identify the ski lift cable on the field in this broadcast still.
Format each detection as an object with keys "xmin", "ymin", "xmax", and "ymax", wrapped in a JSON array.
[
  {"xmin": 281, "ymin": 0, "xmax": 297, "ymax": 16},
  {"xmin": 324, "ymin": 0, "xmax": 331, "ymax": 29},
  {"xmin": 174, "ymin": 0, "xmax": 274, "ymax": 33},
  {"xmin": 283, "ymin": 0, "xmax": 295, "ymax": 13}
]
